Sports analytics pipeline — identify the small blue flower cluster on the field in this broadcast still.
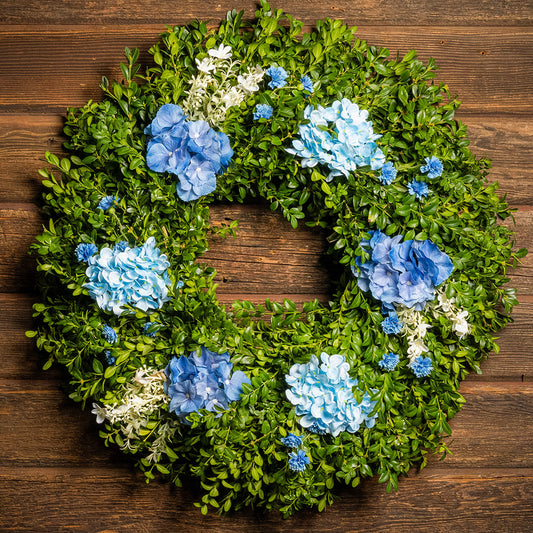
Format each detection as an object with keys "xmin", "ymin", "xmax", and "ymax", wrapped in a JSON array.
[
  {"xmin": 266, "ymin": 66, "xmax": 288, "ymax": 89},
  {"xmin": 145, "ymin": 104, "xmax": 233, "ymax": 201},
  {"xmin": 253, "ymin": 104, "xmax": 273, "ymax": 120},
  {"xmin": 379, "ymin": 352, "xmax": 400, "ymax": 372},
  {"xmin": 421, "ymin": 156, "xmax": 443, "ymax": 179},
  {"xmin": 381, "ymin": 314, "xmax": 403, "ymax": 334},
  {"xmin": 352, "ymin": 230, "xmax": 454, "ymax": 311},
  {"xmin": 286, "ymin": 98, "xmax": 386, "ymax": 181},
  {"xmin": 143, "ymin": 322, "xmax": 159, "ymax": 338},
  {"xmin": 410, "ymin": 355, "xmax": 433, "ymax": 378},
  {"xmin": 102, "ymin": 324, "xmax": 118, "ymax": 343},
  {"xmin": 408, "ymin": 180, "xmax": 429, "ymax": 200},
  {"xmin": 280, "ymin": 432, "xmax": 303, "ymax": 448},
  {"xmin": 84, "ymin": 237, "xmax": 172, "ymax": 316},
  {"xmin": 288, "ymin": 449, "xmax": 310, "ymax": 472},
  {"xmin": 379, "ymin": 161, "xmax": 397, "ymax": 185},
  {"xmin": 97, "ymin": 195, "xmax": 119, "ymax": 211},
  {"xmin": 300, "ymin": 75, "xmax": 314, "ymax": 94},
  {"xmin": 104, "ymin": 350, "xmax": 116, "ymax": 366},
  {"xmin": 75, "ymin": 243, "xmax": 97, "ymax": 262},
  {"xmin": 165, "ymin": 346, "xmax": 251, "ymax": 424},
  {"xmin": 285, "ymin": 353, "xmax": 377, "ymax": 437}
]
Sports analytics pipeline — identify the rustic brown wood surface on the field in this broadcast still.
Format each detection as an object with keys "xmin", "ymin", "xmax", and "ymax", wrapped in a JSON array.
[{"xmin": 1, "ymin": 1, "xmax": 532, "ymax": 531}]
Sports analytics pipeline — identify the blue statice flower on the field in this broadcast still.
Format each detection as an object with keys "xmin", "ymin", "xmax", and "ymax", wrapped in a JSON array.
[
  {"xmin": 288, "ymin": 449, "xmax": 310, "ymax": 472},
  {"xmin": 253, "ymin": 104, "xmax": 273, "ymax": 120},
  {"xmin": 84, "ymin": 237, "xmax": 172, "ymax": 316},
  {"xmin": 379, "ymin": 352, "xmax": 400, "ymax": 372},
  {"xmin": 381, "ymin": 314, "xmax": 403, "ymax": 334},
  {"xmin": 143, "ymin": 322, "xmax": 159, "ymax": 337},
  {"xmin": 266, "ymin": 66, "xmax": 288, "ymax": 89},
  {"xmin": 300, "ymin": 75, "xmax": 314, "ymax": 94},
  {"xmin": 280, "ymin": 433, "xmax": 303, "ymax": 448},
  {"xmin": 408, "ymin": 180, "xmax": 429, "ymax": 200},
  {"xmin": 378, "ymin": 162, "xmax": 397, "ymax": 185},
  {"xmin": 145, "ymin": 104, "xmax": 233, "ymax": 201},
  {"xmin": 102, "ymin": 324, "xmax": 118, "ymax": 343},
  {"xmin": 98, "ymin": 195, "xmax": 119, "ymax": 211},
  {"xmin": 410, "ymin": 356, "xmax": 433, "ymax": 377},
  {"xmin": 104, "ymin": 350, "xmax": 116, "ymax": 366},
  {"xmin": 286, "ymin": 98, "xmax": 385, "ymax": 181},
  {"xmin": 351, "ymin": 230, "xmax": 454, "ymax": 311},
  {"xmin": 165, "ymin": 346, "xmax": 251, "ymax": 424},
  {"xmin": 75, "ymin": 243, "xmax": 98, "ymax": 262},
  {"xmin": 285, "ymin": 352, "xmax": 378, "ymax": 437},
  {"xmin": 421, "ymin": 156, "xmax": 443, "ymax": 179}
]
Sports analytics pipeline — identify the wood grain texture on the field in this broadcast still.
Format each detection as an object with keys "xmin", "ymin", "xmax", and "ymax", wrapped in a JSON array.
[
  {"xmin": 0, "ymin": 26, "xmax": 532, "ymax": 113},
  {"xmin": 1, "ymin": 0, "xmax": 532, "ymax": 530}
]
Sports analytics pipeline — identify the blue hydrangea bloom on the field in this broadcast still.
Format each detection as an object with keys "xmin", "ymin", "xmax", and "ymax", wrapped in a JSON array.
[
  {"xmin": 75, "ymin": 243, "xmax": 98, "ymax": 262},
  {"xmin": 286, "ymin": 99, "xmax": 385, "ymax": 181},
  {"xmin": 98, "ymin": 195, "xmax": 119, "ymax": 211},
  {"xmin": 410, "ymin": 356, "xmax": 433, "ymax": 377},
  {"xmin": 143, "ymin": 322, "xmax": 159, "ymax": 337},
  {"xmin": 408, "ymin": 180, "xmax": 429, "ymax": 200},
  {"xmin": 104, "ymin": 350, "xmax": 116, "ymax": 366},
  {"xmin": 288, "ymin": 449, "xmax": 310, "ymax": 472},
  {"xmin": 145, "ymin": 104, "xmax": 233, "ymax": 201},
  {"xmin": 280, "ymin": 433, "xmax": 303, "ymax": 448},
  {"xmin": 351, "ymin": 230, "xmax": 453, "ymax": 311},
  {"xmin": 285, "ymin": 353, "xmax": 377, "ymax": 437},
  {"xmin": 421, "ymin": 156, "xmax": 443, "ymax": 179},
  {"xmin": 381, "ymin": 315, "xmax": 403, "ymax": 334},
  {"xmin": 301, "ymin": 75, "xmax": 314, "ymax": 94},
  {"xmin": 378, "ymin": 162, "xmax": 397, "ymax": 185},
  {"xmin": 253, "ymin": 104, "xmax": 273, "ymax": 120},
  {"xmin": 266, "ymin": 66, "xmax": 288, "ymax": 89},
  {"xmin": 165, "ymin": 346, "xmax": 251, "ymax": 424},
  {"xmin": 102, "ymin": 324, "xmax": 118, "ymax": 343},
  {"xmin": 84, "ymin": 237, "xmax": 172, "ymax": 316},
  {"xmin": 379, "ymin": 352, "xmax": 400, "ymax": 372}
]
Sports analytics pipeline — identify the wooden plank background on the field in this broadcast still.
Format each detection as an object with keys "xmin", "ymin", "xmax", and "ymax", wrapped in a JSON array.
[{"xmin": 1, "ymin": 1, "xmax": 532, "ymax": 531}]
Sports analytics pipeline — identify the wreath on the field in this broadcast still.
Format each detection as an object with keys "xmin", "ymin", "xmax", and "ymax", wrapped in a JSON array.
[{"xmin": 28, "ymin": 1, "xmax": 526, "ymax": 517}]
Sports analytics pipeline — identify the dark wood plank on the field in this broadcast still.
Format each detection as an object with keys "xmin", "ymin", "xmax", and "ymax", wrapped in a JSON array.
[
  {"xmin": 1, "ymin": 203, "xmax": 531, "ymax": 294},
  {"xmin": 1, "ymin": 0, "xmax": 532, "ymax": 26},
  {"xmin": 0, "ymin": 27, "xmax": 532, "ymax": 113},
  {"xmin": 2, "ymin": 113, "xmax": 531, "ymax": 205},
  {"xmin": 0, "ymin": 465, "xmax": 531, "ymax": 532}
]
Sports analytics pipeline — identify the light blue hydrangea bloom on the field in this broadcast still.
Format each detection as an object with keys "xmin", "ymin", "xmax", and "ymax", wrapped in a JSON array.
[
  {"xmin": 288, "ymin": 449, "xmax": 310, "ymax": 472},
  {"xmin": 421, "ymin": 156, "xmax": 443, "ymax": 179},
  {"xmin": 266, "ymin": 66, "xmax": 289, "ymax": 89},
  {"xmin": 378, "ymin": 161, "xmax": 397, "ymax": 185},
  {"xmin": 410, "ymin": 356, "xmax": 433, "ymax": 377},
  {"xmin": 145, "ymin": 104, "xmax": 233, "ymax": 201},
  {"xmin": 408, "ymin": 180, "xmax": 429, "ymax": 199},
  {"xmin": 98, "ymin": 195, "xmax": 119, "ymax": 211},
  {"xmin": 75, "ymin": 243, "xmax": 98, "ymax": 262},
  {"xmin": 165, "ymin": 346, "xmax": 251, "ymax": 424},
  {"xmin": 102, "ymin": 324, "xmax": 118, "ymax": 343},
  {"xmin": 285, "ymin": 352, "xmax": 377, "ymax": 437},
  {"xmin": 286, "ymin": 98, "xmax": 385, "ymax": 181},
  {"xmin": 352, "ymin": 230, "xmax": 453, "ymax": 311},
  {"xmin": 253, "ymin": 104, "xmax": 273, "ymax": 120},
  {"xmin": 280, "ymin": 432, "xmax": 303, "ymax": 448},
  {"xmin": 84, "ymin": 237, "xmax": 172, "ymax": 315},
  {"xmin": 379, "ymin": 352, "xmax": 400, "ymax": 371},
  {"xmin": 300, "ymin": 75, "xmax": 314, "ymax": 94}
]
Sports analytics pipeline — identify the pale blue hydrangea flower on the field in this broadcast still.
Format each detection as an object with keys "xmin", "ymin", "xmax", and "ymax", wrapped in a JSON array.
[
  {"xmin": 410, "ymin": 356, "xmax": 433, "ymax": 377},
  {"xmin": 286, "ymin": 99, "xmax": 385, "ymax": 181},
  {"xmin": 102, "ymin": 324, "xmax": 118, "ymax": 343},
  {"xmin": 300, "ymin": 75, "xmax": 314, "ymax": 94},
  {"xmin": 280, "ymin": 432, "xmax": 303, "ymax": 448},
  {"xmin": 378, "ymin": 162, "xmax": 397, "ymax": 185},
  {"xmin": 165, "ymin": 347, "xmax": 251, "ymax": 424},
  {"xmin": 379, "ymin": 352, "xmax": 400, "ymax": 371},
  {"xmin": 421, "ymin": 156, "xmax": 443, "ymax": 179},
  {"xmin": 266, "ymin": 66, "xmax": 288, "ymax": 89},
  {"xmin": 288, "ymin": 449, "xmax": 310, "ymax": 472},
  {"xmin": 84, "ymin": 237, "xmax": 172, "ymax": 316},
  {"xmin": 285, "ymin": 352, "xmax": 377, "ymax": 437},
  {"xmin": 408, "ymin": 180, "xmax": 429, "ymax": 199},
  {"xmin": 98, "ymin": 195, "xmax": 119, "ymax": 210},
  {"xmin": 75, "ymin": 243, "xmax": 98, "ymax": 262},
  {"xmin": 381, "ymin": 315, "xmax": 403, "ymax": 334},
  {"xmin": 253, "ymin": 104, "xmax": 273, "ymax": 120}
]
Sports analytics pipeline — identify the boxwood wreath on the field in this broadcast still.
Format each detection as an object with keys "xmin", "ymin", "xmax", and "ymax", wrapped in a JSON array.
[{"xmin": 28, "ymin": 1, "xmax": 526, "ymax": 517}]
